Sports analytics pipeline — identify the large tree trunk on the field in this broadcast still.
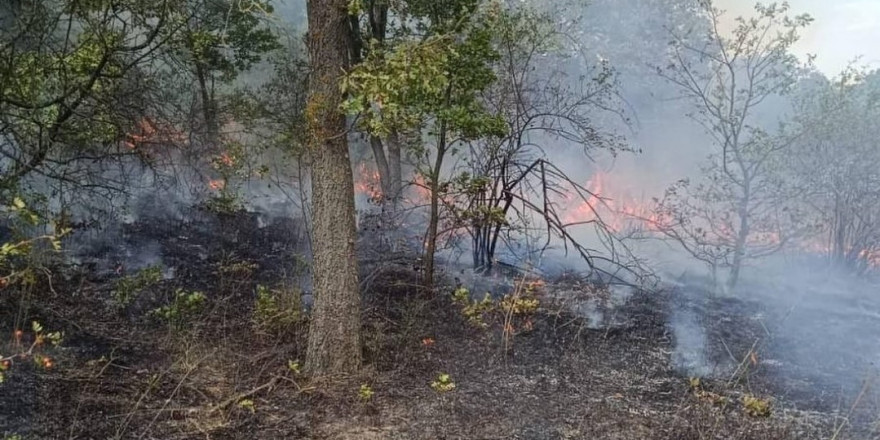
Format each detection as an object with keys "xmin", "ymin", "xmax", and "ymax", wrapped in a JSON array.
[{"xmin": 304, "ymin": 0, "xmax": 361, "ymax": 375}]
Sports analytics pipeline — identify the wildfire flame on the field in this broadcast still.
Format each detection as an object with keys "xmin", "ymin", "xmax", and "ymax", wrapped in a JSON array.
[
  {"xmin": 354, "ymin": 163, "xmax": 383, "ymax": 202},
  {"xmin": 561, "ymin": 172, "xmax": 663, "ymax": 233},
  {"xmin": 352, "ymin": 165, "xmax": 880, "ymax": 268},
  {"xmin": 219, "ymin": 152, "xmax": 235, "ymax": 167},
  {"xmin": 561, "ymin": 172, "xmax": 880, "ymax": 268},
  {"xmin": 123, "ymin": 117, "xmax": 188, "ymax": 151}
]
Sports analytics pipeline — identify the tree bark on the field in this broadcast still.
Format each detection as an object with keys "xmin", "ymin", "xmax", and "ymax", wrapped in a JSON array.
[
  {"xmin": 423, "ymin": 121, "xmax": 447, "ymax": 287},
  {"xmin": 367, "ymin": 132, "xmax": 403, "ymax": 208},
  {"xmin": 387, "ymin": 130, "xmax": 402, "ymax": 206},
  {"xmin": 195, "ymin": 62, "xmax": 220, "ymax": 152},
  {"xmin": 351, "ymin": 2, "xmax": 402, "ymax": 209},
  {"xmin": 728, "ymin": 190, "xmax": 751, "ymax": 290},
  {"xmin": 304, "ymin": 0, "xmax": 361, "ymax": 375},
  {"xmin": 369, "ymin": 134, "xmax": 392, "ymax": 199}
]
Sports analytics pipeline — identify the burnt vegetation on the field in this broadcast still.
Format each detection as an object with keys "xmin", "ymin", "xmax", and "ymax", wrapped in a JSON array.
[{"xmin": 1, "ymin": 0, "xmax": 880, "ymax": 439}]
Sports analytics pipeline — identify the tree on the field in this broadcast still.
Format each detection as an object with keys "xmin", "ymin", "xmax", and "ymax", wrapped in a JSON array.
[
  {"xmin": 651, "ymin": 1, "xmax": 811, "ymax": 289},
  {"xmin": 343, "ymin": 0, "xmax": 506, "ymax": 286},
  {"xmin": 179, "ymin": 0, "xmax": 279, "ymax": 142},
  {"xmin": 0, "ymin": 0, "xmax": 188, "ymax": 228},
  {"xmin": 448, "ymin": 7, "xmax": 631, "ymax": 273},
  {"xmin": 347, "ymin": 0, "xmax": 403, "ymax": 206},
  {"xmin": 303, "ymin": 0, "xmax": 361, "ymax": 374},
  {"xmin": 158, "ymin": 0, "xmax": 280, "ymax": 194},
  {"xmin": 788, "ymin": 67, "xmax": 880, "ymax": 273}
]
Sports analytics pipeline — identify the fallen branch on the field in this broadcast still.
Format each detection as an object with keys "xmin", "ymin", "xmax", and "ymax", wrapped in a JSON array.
[{"xmin": 207, "ymin": 376, "xmax": 280, "ymax": 414}]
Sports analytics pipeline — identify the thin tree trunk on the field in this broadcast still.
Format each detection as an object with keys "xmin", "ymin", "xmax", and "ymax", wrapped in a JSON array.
[
  {"xmin": 304, "ymin": 0, "xmax": 361, "ymax": 375},
  {"xmin": 728, "ymin": 195, "xmax": 751, "ymax": 290},
  {"xmin": 423, "ymin": 122, "xmax": 447, "ymax": 286},
  {"xmin": 387, "ymin": 130, "xmax": 402, "ymax": 207},
  {"xmin": 357, "ymin": 1, "xmax": 399, "ymax": 209},
  {"xmin": 194, "ymin": 60, "xmax": 220, "ymax": 152},
  {"xmin": 369, "ymin": 134, "xmax": 392, "ymax": 199}
]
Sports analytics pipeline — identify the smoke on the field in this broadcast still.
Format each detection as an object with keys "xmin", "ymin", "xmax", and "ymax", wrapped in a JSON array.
[
  {"xmin": 670, "ymin": 305, "xmax": 712, "ymax": 378},
  {"xmin": 487, "ymin": 0, "xmax": 880, "ymax": 415},
  {"xmin": 28, "ymin": 0, "xmax": 879, "ymax": 415}
]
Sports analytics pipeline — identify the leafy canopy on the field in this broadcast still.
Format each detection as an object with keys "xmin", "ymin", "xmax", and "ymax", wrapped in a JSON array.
[{"xmin": 341, "ymin": 0, "xmax": 507, "ymax": 143}]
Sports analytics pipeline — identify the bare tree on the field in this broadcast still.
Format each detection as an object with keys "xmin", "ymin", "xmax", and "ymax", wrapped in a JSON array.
[
  {"xmin": 303, "ymin": 0, "xmax": 361, "ymax": 375},
  {"xmin": 652, "ymin": 1, "xmax": 811, "ymax": 289},
  {"xmin": 427, "ymin": 7, "xmax": 652, "ymax": 286},
  {"xmin": 453, "ymin": 8, "xmax": 627, "ymax": 269}
]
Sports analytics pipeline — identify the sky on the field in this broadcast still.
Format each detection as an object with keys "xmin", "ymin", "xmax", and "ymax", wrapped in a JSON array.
[{"xmin": 715, "ymin": 0, "xmax": 880, "ymax": 76}]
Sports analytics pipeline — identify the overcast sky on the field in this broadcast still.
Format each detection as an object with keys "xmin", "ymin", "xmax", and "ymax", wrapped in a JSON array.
[{"xmin": 715, "ymin": 0, "xmax": 880, "ymax": 76}]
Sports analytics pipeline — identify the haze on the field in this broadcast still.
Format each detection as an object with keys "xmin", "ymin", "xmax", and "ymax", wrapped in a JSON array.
[{"xmin": 717, "ymin": 0, "xmax": 880, "ymax": 74}]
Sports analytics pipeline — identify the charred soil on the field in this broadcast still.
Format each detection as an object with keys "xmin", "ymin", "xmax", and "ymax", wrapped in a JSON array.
[{"xmin": 0, "ymin": 210, "xmax": 862, "ymax": 439}]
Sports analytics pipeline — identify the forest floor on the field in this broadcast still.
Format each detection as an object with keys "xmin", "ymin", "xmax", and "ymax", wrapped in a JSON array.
[{"xmin": 0, "ymin": 209, "xmax": 873, "ymax": 439}]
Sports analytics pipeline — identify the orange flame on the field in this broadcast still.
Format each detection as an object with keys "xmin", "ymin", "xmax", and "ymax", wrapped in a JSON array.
[
  {"xmin": 219, "ymin": 152, "xmax": 235, "ymax": 167},
  {"xmin": 560, "ymin": 172, "xmax": 663, "ymax": 232},
  {"xmin": 559, "ymin": 172, "xmax": 880, "ymax": 268},
  {"xmin": 123, "ymin": 117, "xmax": 188, "ymax": 150},
  {"xmin": 354, "ymin": 163, "xmax": 383, "ymax": 201}
]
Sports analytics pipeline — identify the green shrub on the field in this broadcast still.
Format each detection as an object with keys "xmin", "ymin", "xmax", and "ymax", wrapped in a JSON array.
[
  {"xmin": 742, "ymin": 394, "xmax": 772, "ymax": 417},
  {"xmin": 451, "ymin": 288, "xmax": 494, "ymax": 328},
  {"xmin": 254, "ymin": 284, "xmax": 304, "ymax": 333},
  {"xmin": 112, "ymin": 265, "xmax": 162, "ymax": 307},
  {"xmin": 150, "ymin": 289, "xmax": 206, "ymax": 328}
]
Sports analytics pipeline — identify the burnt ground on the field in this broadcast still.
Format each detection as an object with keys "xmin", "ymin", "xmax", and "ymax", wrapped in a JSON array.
[{"xmin": 0, "ymin": 208, "xmax": 871, "ymax": 439}]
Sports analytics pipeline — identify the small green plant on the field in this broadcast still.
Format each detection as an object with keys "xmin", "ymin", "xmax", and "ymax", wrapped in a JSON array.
[
  {"xmin": 3, "ymin": 434, "xmax": 23, "ymax": 440},
  {"xmin": 205, "ymin": 142, "xmax": 258, "ymax": 215},
  {"xmin": 358, "ymin": 384, "xmax": 374, "ymax": 402},
  {"xmin": 451, "ymin": 287, "xmax": 471, "ymax": 306},
  {"xmin": 150, "ymin": 289, "xmax": 206, "ymax": 328},
  {"xmin": 112, "ymin": 265, "xmax": 162, "ymax": 307},
  {"xmin": 238, "ymin": 398, "xmax": 256, "ymax": 413},
  {"xmin": 742, "ymin": 394, "xmax": 772, "ymax": 417},
  {"xmin": 430, "ymin": 373, "xmax": 456, "ymax": 393},
  {"xmin": 499, "ymin": 294, "xmax": 539, "ymax": 315},
  {"xmin": 499, "ymin": 278, "xmax": 543, "ymax": 354},
  {"xmin": 451, "ymin": 288, "xmax": 494, "ymax": 328},
  {"xmin": 0, "ymin": 197, "xmax": 70, "ymax": 289},
  {"xmin": 254, "ymin": 284, "xmax": 304, "ymax": 333},
  {"xmin": 287, "ymin": 359, "xmax": 301, "ymax": 375}
]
